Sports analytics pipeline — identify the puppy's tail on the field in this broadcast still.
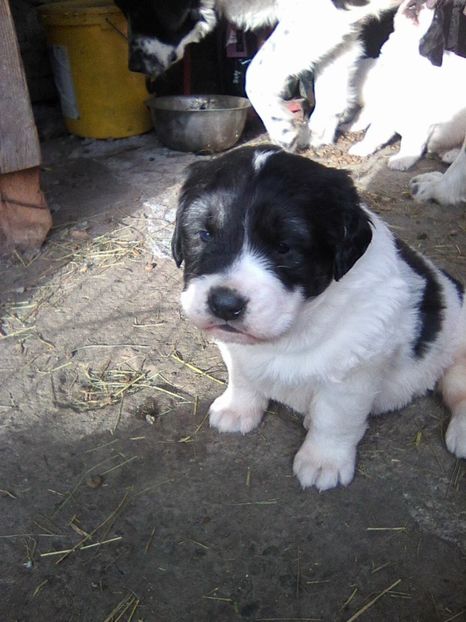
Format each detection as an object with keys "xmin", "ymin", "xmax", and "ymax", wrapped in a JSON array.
[{"xmin": 441, "ymin": 304, "xmax": 466, "ymax": 459}]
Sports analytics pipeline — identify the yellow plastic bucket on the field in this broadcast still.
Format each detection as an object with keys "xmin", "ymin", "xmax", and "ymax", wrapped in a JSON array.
[{"xmin": 39, "ymin": 0, "xmax": 152, "ymax": 139}]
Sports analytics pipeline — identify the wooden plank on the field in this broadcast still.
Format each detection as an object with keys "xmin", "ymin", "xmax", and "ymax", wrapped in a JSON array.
[
  {"xmin": 0, "ymin": 0, "xmax": 41, "ymax": 174},
  {"xmin": 0, "ymin": 167, "xmax": 52, "ymax": 251}
]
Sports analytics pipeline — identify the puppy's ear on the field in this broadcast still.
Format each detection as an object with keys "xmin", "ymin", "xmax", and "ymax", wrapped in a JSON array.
[
  {"xmin": 171, "ymin": 212, "xmax": 184, "ymax": 268},
  {"xmin": 171, "ymin": 160, "xmax": 212, "ymax": 268},
  {"xmin": 333, "ymin": 205, "xmax": 373, "ymax": 281},
  {"xmin": 419, "ymin": 6, "xmax": 445, "ymax": 67}
]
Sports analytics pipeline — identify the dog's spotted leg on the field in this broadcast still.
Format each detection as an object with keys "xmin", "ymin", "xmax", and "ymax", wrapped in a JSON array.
[
  {"xmin": 209, "ymin": 347, "xmax": 268, "ymax": 435},
  {"xmin": 293, "ymin": 374, "xmax": 376, "ymax": 491},
  {"xmin": 245, "ymin": 24, "xmax": 309, "ymax": 151}
]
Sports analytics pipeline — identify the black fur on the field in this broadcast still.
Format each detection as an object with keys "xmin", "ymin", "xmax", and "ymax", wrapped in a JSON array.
[
  {"xmin": 441, "ymin": 269, "xmax": 465, "ymax": 303},
  {"xmin": 115, "ymin": 0, "xmax": 201, "ymax": 43},
  {"xmin": 332, "ymin": 0, "xmax": 370, "ymax": 8},
  {"xmin": 115, "ymin": 0, "xmax": 203, "ymax": 72},
  {"xmin": 395, "ymin": 238, "xmax": 445, "ymax": 357},
  {"xmin": 360, "ymin": 9, "xmax": 395, "ymax": 58},
  {"xmin": 172, "ymin": 146, "xmax": 373, "ymax": 299},
  {"xmin": 419, "ymin": 1, "xmax": 466, "ymax": 66},
  {"xmin": 419, "ymin": 3, "xmax": 446, "ymax": 66}
]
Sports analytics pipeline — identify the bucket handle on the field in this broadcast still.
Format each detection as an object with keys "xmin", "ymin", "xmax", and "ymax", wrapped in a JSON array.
[{"xmin": 105, "ymin": 18, "xmax": 127, "ymax": 40}]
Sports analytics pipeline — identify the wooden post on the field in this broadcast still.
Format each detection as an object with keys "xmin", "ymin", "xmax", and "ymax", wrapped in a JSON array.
[{"xmin": 0, "ymin": 0, "xmax": 52, "ymax": 252}]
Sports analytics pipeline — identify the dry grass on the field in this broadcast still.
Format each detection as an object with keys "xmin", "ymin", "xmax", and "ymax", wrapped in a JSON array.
[
  {"xmin": 102, "ymin": 592, "xmax": 140, "ymax": 622},
  {"xmin": 0, "ymin": 226, "xmax": 147, "ymax": 345},
  {"xmin": 45, "ymin": 226, "xmax": 145, "ymax": 274},
  {"xmin": 64, "ymin": 361, "xmax": 189, "ymax": 412}
]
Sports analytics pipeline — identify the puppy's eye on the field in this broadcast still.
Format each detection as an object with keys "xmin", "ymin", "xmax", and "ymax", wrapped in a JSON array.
[
  {"xmin": 277, "ymin": 242, "xmax": 290, "ymax": 254},
  {"xmin": 198, "ymin": 230, "xmax": 212, "ymax": 243}
]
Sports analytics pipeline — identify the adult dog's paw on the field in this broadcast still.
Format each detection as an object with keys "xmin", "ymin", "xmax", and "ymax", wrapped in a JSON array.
[
  {"xmin": 209, "ymin": 393, "xmax": 263, "ymax": 434},
  {"xmin": 293, "ymin": 440, "xmax": 356, "ymax": 491}
]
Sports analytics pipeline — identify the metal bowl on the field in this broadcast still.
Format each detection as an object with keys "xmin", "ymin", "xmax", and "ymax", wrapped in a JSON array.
[{"xmin": 146, "ymin": 95, "xmax": 251, "ymax": 153}]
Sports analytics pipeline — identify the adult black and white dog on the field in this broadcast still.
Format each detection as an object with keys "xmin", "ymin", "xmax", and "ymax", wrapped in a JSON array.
[
  {"xmin": 172, "ymin": 145, "xmax": 466, "ymax": 491},
  {"xmin": 115, "ymin": 0, "xmax": 402, "ymax": 150}
]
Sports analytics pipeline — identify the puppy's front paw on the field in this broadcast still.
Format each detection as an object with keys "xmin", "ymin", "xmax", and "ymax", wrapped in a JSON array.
[
  {"xmin": 209, "ymin": 392, "xmax": 264, "ymax": 434},
  {"xmin": 445, "ymin": 414, "xmax": 466, "ymax": 459},
  {"xmin": 293, "ymin": 440, "xmax": 356, "ymax": 491},
  {"xmin": 348, "ymin": 141, "xmax": 375, "ymax": 158}
]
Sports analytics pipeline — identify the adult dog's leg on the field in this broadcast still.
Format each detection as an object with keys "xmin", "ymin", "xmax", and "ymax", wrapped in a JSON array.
[{"xmin": 245, "ymin": 22, "xmax": 313, "ymax": 150}]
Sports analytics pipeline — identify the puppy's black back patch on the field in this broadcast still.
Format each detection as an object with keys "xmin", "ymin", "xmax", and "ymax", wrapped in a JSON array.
[
  {"xmin": 395, "ymin": 238, "xmax": 445, "ymax": 358},
  {"xmin": 441, "ymin": 269, "xmax": 464, "ymax": 303}
]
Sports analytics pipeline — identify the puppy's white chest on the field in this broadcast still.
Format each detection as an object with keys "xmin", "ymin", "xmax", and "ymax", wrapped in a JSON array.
[{"xmin": 220, "ymin": 343, "xmax": 320, "ymax": 414}]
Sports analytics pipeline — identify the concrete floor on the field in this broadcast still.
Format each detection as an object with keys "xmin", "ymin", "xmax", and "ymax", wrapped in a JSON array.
[{"xmin": 0, "ymin": 123, "xmax": 465, "ymax": 622}]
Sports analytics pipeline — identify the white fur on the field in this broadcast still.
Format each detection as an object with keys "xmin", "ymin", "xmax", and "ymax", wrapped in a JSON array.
[
  {"xmin": 410, "ymin": 133, "xmax": 466, "ymax": 206},
  {"xmin": 181, "ymin": 208, "xmax": 466, "ymax": 491},
  {"xmin": 349, "ymin": 0, "xmax": 466, "ymax": 171},
  {"xmin": 181, "ymin": 251, "xmax": 306, "ymax": 345}
]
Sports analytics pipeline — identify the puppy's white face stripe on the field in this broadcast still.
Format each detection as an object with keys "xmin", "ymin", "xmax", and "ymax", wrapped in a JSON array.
[{"xmin": 181, "ymin": 247, "xmax": 305, "ymax": 344}]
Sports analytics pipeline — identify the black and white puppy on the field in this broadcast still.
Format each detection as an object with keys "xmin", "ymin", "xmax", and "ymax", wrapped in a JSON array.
[
  {"xmin": 115, "ymin": 0, "xmax": 402, "ymax": 150},
  {"xmin": 172, "ymin": 145, "xmax": 466, "ymax": 491}
]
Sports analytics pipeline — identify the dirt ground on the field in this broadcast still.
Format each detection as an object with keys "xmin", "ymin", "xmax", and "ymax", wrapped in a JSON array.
[{"xmin": 1, "ymin": 117, "xmax": 465, "ymax": 622}]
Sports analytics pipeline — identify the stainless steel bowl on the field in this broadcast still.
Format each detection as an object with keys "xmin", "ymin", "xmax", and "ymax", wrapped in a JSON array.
[{"xmin": 146, "ymin": 95, "xmax": 251, "ymax": 153}]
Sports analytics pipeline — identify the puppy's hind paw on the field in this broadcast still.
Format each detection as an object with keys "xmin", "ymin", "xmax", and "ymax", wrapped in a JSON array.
[
  {"xmin": 293, "ymin": 440, "xmax": 356, "ymax": 491},
  {"xmin": 446, "ymin": 414, "xmax": 466, "ymax": 459}
]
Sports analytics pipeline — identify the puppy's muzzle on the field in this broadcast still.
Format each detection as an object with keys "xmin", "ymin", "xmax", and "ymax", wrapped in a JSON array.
[{"xmin": 207, "ymin": 287, "xmax": 248, "ymax": 321}]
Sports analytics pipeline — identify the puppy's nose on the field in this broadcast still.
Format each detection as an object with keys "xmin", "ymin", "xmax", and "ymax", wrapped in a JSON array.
[{"xmin": 208, "ymin": 287, "xmax": 247, "ymax": 321}]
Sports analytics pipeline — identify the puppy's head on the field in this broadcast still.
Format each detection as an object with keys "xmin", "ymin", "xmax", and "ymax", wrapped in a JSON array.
[
  {"xmin": 172, "ymin": 146, "xmax": 372, "ymax": 345},
  {"xmin": 115, "ymin": 0, "xmax": 216, "ymax": 75}
]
